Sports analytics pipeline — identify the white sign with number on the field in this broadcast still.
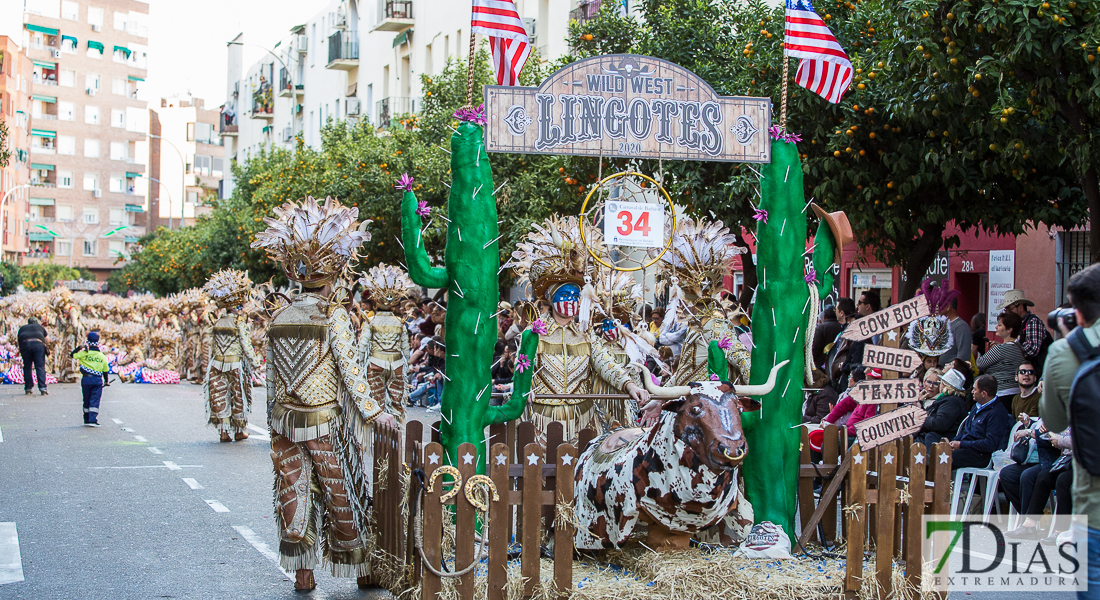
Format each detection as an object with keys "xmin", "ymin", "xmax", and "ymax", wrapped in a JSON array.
[{"xmin": 604, "ymin": 201, "xmax": 665, "ymax": 248}]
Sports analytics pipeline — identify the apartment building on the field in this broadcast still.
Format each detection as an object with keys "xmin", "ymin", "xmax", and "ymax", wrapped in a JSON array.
[
  {"xmin": 220, "ymin": 0, "xmax": 593, "ymax": 198},
  {"xmin": 1, "ymin": 37, "xmax": 33, "ymax": 262},
  {"xmin": 148, "ymin": 95, "xmax": 221, "ymax": 230},
  {"xmin": 21, "ymin": 0, "xmax": 150, "ymax": 278}
]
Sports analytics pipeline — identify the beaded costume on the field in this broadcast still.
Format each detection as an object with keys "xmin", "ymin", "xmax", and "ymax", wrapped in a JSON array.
[
  {"xmin": 356, "ymin": 264, "xmax": 415, "ymax": 422},
  {"xmin": 203, "ymin": 270, "xmax": 259, "ymax": 439}
]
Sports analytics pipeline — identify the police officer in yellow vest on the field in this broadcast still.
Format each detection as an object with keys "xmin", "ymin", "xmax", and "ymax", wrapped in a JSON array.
[{"xmin": 70, "ymin": 331, "xmax": 110, "ymax": 427}]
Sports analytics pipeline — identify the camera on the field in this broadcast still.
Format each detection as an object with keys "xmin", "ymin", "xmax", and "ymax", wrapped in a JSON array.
[{"xmin": 1047, "ymin": 307, "xmax": 1077, "ymax": 332}]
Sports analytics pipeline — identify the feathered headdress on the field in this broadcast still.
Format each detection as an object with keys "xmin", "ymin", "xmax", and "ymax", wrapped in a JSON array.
[
  {"xmin": 358, "ymin": 263, "xmax": 416, "ymax": 310},
  {"xmin": 251, "ymin": 196, "xmax": 372, "ymax": 286},
  {"xmin": 649, "ymin": 217, "xmax": 737, "ymax": 334},
  {"xmin": 506, "ymin": 216, "xmax": 604, "ymax": 316},
  {"xmin": 917, "ymin": 278, "xmax": 961, "ymax": 315},
  {"xmin": 906, "ymin": 278, "xmax": 960, "ymax": 357},
  {"xmin": 203, "ymin": 269, "xmax": 252, "ymax": 309}
]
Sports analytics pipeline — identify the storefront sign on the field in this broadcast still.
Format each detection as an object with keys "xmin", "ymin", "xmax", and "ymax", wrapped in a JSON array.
[
  {"xmin": 484, "ymin": 54, "xmax": 771, "ymax": 163},
  {"xmin": 987, "ymin": 250, "xmax": 1015, "ymax": 331},
  {"xmin": 851, "ymin": 270, "xmax": 892, "ymax": 289},
  {"xmin": 851, "ymin": 378, "xmax": 922, "ymax": 404},
  {"xmin": 604, "ymin": 200, "xmax": 664, "ymax": 248},
  {"xmin": 841, "ymin": 295, "xmax": 930, "ymax": 341},
  {"xmin": 856, "ymin": 405, "xmax": 927, "ymax": 450},
  {"xmin": 862, "ymin": 346, "xmax": 921, "ymax": 374}
]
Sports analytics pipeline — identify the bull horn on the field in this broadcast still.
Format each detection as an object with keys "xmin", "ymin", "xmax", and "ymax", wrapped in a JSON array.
[
  {"xmin": 640, "ymin": 366, "xmax": 693, "ymax": 399},
  {"xmin": 730, "ymin": 360, "xmax": 791, "ymax": 397}
]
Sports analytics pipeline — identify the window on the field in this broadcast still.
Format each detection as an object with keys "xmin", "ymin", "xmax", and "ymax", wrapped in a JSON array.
[
  {"xmin": 109, "ymin": 175, "xmax": 124, "ymax": 193},
  {"xmin": 57, "ymin": 135, "xmax": 75, "ymax": 155},
  {"xmin": 56, "ymin": 204, "xmax": 74, "ymax": 221},
  {"xmin": 87, "ymin": 44, "xmax": 102, "ymax": 59},
  {"xmin": 58, "ymin": 101, "xmax": 74, "ymax": 121},
  {"xmin": 83, "ymin": 172, "xmax": 99, "ymax": 191},
  {"xmin": 85, "ymin": 73, "xmax": 100, "ymax": 91},
  {"xmin": 212, "ymin": 157, "xmax": 224, "ymax": 177},
  {"xmin": 58, "ymin": 171, "xmax": 74, "ymax": 189},
  {"xmin": 110, "ymin": 141, "xmax": 126, "ymax": 160},
  {"xmin": 109, "ymin": 240, "xmax": 125, "ymax": 257},
  {"xmin": 111, "ymin": 109, "xmax": 125, "ymax": 128},
  {"xmin": 61, "ymin": 0, "xmax": 79, "ymax": 20},
  {"xmin": 187, "ymin": 191, "xmax": 199, "ymax": 204},
  {"xmin": 186, "ymin": 122, "xmax": 195, "ymax": 141},
  {"xmin": 87, "ymin": 7, "xmax": 103, "ymax": 27},
  {"xmin": 113, "ymin": 11, "xmax": 127, "ymax": 30},
  {"xmin": 112, "ymin": 77, "xmax": 126, "ymax": 95},
  {"xmin": 82, "ymin": 207, "xmax": 99, "ymax": 224},
  {"xmin": 59, "ymin": 69, "xmax": 75, "ymax": 87},
  {"xmin": 61, "ymin": 36, "xmax": 76, "ymax": 54},
  {"xmin": 83, "ymin": 139, "xmax": 100, "ymax": 158},
  {"xmin": 194, "ymin": 154, "xmax": 211, "ymax": 175},
  {"xmin": 109, "ymin": 207, "xmax": 125, "ymax": 225},
  {"xmin": 85, "ymin": 105, "xmax": 100, "ymax": 125},
  {"xmin": 82, "ymin": 239, "xmax": 97, "ymax": 256},
  {"xmin": 55, "ymin": 240, "xmax": 72, "ymax": 256},
  {"xmin": 195, "ymin": 122, "xmax": 215, "ymax": 144}
]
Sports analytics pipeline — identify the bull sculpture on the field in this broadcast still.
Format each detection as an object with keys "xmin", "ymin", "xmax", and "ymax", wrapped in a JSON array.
[{"xmin": 573, "ymin": 360, "xmax": 789, "ymax": 551}]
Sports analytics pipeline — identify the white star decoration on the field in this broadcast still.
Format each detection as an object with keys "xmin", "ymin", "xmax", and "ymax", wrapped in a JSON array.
[
  {"xmin": 853, "ymin": 454, "xmax": 864, "ymax": 464},
  {"xmin": 914, "ymin": 453, "xmax": 925, "ymax": 464},
  {"xmin": 527, "ymin": 453, "xmax": 540, "ymax": 465},
  {"xmin": 462, "ymin": 452, "xmax": 474, "ymax": 465},
  {"xmin": 887, "ymin": 330, "xmax": 898, "ymax": 341},
  {"xmin": 939, "ymin": 452, "xmax": 949, "ymax": 464},
  {"xmin": 428, "ymin": 452, "xmax": 440, "ymax": 465},
  {"xmin": 884, "ymin": 453, "xmax": 895, "ymax": 464},
  {"xmin": 495, "ymin": 454, "xmax": 508, "ymax": 466},
  {"xmin": 561, "ymin": 454, "xmax": 574, "ymax": 466}
]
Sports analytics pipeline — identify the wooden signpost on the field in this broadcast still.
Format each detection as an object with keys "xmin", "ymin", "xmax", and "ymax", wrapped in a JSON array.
[
  {"xmin": 841, "ymin": 295, "xmax": 930, "ymax": 341},
  {"xmin": 862, "ymin": 345, "xmax": 921, "ymax": 374},
  {"xmin": 850, "ymin": 378, "xmax": 922, "ymax": 404},
  {"xmin": 854, "ymin": 405, "xmax": 928, "ymax": 450}
]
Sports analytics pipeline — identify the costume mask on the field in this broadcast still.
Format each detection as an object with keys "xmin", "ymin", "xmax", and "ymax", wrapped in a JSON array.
[
  {"xmin": 551, "ymin": 283, "xmax": 580, "ymax": 318},
  {"xmin": 601, "ymin": 318, "xmax": 620, "ymax": 342}
]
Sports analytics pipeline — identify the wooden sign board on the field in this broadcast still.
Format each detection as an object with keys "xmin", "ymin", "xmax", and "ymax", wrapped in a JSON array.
[
  {"xmin": 841, "ymin": 296, "xmax": 931, "ymax": 342},
  {"xmin": 856, "ymin": 405, "xmax": 927, "ymax": 450},
  {"xmin": 484, "ymin": 54, "xmax": 771, "ymax": 163},
  {"xmin": 851, "ymin": 378, "xmax": 922, "ymax": 404},
  {"xmin": 862, "ymin": 345, "xmax": 922, "ymax": 374}
]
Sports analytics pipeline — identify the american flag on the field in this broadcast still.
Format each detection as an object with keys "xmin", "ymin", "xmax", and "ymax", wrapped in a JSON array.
[
  {"xmin": 784, "ymin": 0, "xmax": 852, "ymax": 104},
  {"xmin": 471, "ymin": 0, "xmax": 532, "ymax": 86}
]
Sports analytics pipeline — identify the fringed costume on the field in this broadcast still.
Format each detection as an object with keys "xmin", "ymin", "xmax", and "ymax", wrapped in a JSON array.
[
  {"xmin": 357, "ymin": 264, "xmax": 415, "ymax": 423},
  {"xmin": 203, "ymin": 270, "xmax": 259, "ymax": 441}
]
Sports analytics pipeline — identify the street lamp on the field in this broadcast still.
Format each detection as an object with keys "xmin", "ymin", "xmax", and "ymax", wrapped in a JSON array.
[
  {"xmin": 1, "ymin": 184, "xmax": 32, "ymax": 249},
  {"xmin": 144, "ymin": 133, "xmax": 186, "ymax": 230},
  {"xmin": 227, "ymin": 39, "xmax": 298, "ymax": 152}
]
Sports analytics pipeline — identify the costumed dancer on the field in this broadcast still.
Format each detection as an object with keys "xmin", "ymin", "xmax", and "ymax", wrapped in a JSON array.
[
  {"xmin": 51, "ymin": 287, "xmax": 84, "ymax": 383},
  {"xmin": 202, "ymin": 269, "xmax": 260, "ymax": 442},
  {"xmin": 505, "ymin": 216, "xmax": 649, "ymax": 444},
  {"xmin": 356, "ymin": 264, "xmax": 416, "ymax": 424},
  {"xmin": 251, "ymin": 195, "xmax": 395, "ymax": 592}
]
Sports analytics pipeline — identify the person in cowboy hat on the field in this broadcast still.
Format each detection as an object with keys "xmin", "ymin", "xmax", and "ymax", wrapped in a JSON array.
[{"xmin": 997, "ymin": 289, "xmax": 1053, "ymax": 370}]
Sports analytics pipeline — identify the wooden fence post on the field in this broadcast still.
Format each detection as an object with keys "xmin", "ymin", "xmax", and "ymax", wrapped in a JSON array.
[
  {"xmin": 875, "ymin": 440, "xmax": 897, "ymax": 598},
  {"xmin": 406, "ymin": 420, "xmax": 424, "ymax": 587},
  {"xmin": 845, "ymin": 444, "xmax": 867, "ymax": 597},
  {"xmin": 422, "ymin": 441, "xmax": 444, "ymax": 600},
  {"xmin": 543, "ymin": 423, "xmax": 563, "ymax": 529},
  {"xmin": 798, "ymin": 427, "xmax": 816, "ymax": 543},
  {"xmin": 521, "ymin": 442, "xmax": 544, "ymax": 598},
  {"xmin": 488, "ymin": 442, "xmax": 510, "ymax": 600},
  {"xmin": 905, "ymin": 441, "xmax": 927, "ymax": 592},
  {"xmin": 821, "ymin": 424, "xmax": 840, "ymax": 545},
  {"xmin": 455, "ymin": 442, "xmax": 479, "ymax": 600},
  {"xmin": 554, "ymin": 444, "xmax": 576, "ymax": 600}
]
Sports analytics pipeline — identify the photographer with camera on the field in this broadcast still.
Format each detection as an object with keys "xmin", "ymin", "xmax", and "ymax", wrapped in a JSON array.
[{"xmin": 1040, "ymin": 263, "xmax": 1100, "ymax": 599}]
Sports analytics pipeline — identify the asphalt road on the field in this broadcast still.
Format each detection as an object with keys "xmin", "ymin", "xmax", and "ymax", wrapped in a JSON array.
[{"xmin": 0, "ymin": 381, "xmax": 403, "ymax": 600}]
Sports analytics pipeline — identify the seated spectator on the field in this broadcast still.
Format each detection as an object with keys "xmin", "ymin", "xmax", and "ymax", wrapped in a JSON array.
[
  {"xmin": 949, "ymin": 374, "xmax": 1014, "ymax": 469},
  {"xmin": 978, "ymin": 311, "xmax": 1027, "ymax": 412},
  {"xmin": 970, "ymin": 313, "xmax": 989, "ymax": 359},
  {"xmin": 912, "ymin": 354, "xmax": 940, "ymax": 384},
  {"xmin": 492, "ymin": 341, "xmax": 516, "ymax": 386},
  {"xmin": 409, "ymin": 340, "xmax": 446, "ymax": 410},
  {"xmin": 649, "ymin": 308, "xmax": 664, "ymax": 336},
  {"xmin": 1003, "ymin": 428, "xmax": 1073, "ymax": 542},
  {"xmin": 917, "ymin": 368, "xmax": 969, "ymax": 450},
  {"xmin": 504, "ymin": 301, "xmax": 530, "ymax": 343},
  {"xmin": 950, "ymin": 357, "xmax": 975, "ymax": 399},
  {"xmin": 918, "ymin": 367, "xmax": 943, "ymax": 406},
  {"xmin": 497, "ymin": 301, "xmax": 513, "ymax": 338},
  {"xmin": 811, "ymin": 306, "xmax": 843, "ymax": 370},
  {"xmin": 822, "ymin": 367, "xmax": 881, "ymax": 440},
  {"xmin": 1010, "ymin": 361, "xmax": 1041, "ymax": 418},
  {"xmin": 657, "ymin": 346, "xmax": 676, "ymax": 375},
  {"xmin": 803, "ymin": 370, "xmax": 839, "ymax": 425}
]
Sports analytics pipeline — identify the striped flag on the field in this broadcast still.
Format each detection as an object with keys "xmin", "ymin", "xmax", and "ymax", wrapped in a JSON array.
[
  {"xmin": 784, "ymin": 0, "xmax": 853, "ymax": 104},
  {"xmin": 471, "ymin": 0, "xmax": 532, "ymax": 86}
]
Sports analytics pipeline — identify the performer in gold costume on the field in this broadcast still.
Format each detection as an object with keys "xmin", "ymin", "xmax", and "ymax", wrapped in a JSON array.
[
  {"xmin": 202, "ymin": 269, "xmax": 259, "ymax": 442},
  {"xmin": 251, "ymin": 195, "xmax": 395, "ymax": 592},
  {"xmin": 50, "ymin": 287, "xmax": 83, "ymax": 383},
  {"xmin": 506, "ymin": 217, "xmax": 649, "ymax": 444},
  {"xmin": 356, "ymin": 264, "xmax": 415, "ymax": 423}
]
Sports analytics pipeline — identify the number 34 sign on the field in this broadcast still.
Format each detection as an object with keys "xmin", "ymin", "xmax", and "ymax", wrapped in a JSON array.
[{"xmin": 605, "ymin": 201, "xmax": 665, "ymax": 248}]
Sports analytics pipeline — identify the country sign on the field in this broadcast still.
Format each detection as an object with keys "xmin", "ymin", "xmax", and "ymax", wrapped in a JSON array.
[
  {"xmin": 856, "ymin": 405, "xmax": 927, "ymax": 450},
  {"xmin": 851, "ymin": 378, "xmax": 922, "ymax": 404},
  {"xmin": 841, "ymin": 295, "xmax": 931, "ymax": 341},
  {"xmin": 484, "ymin": 54, "xmax": 771, "ymax": 163},
  {"xmin": 862, "ymin": 345, "xmax": 922, "ymax": 374}
]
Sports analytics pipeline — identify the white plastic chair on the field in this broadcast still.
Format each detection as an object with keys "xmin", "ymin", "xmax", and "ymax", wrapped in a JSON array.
[{"xmin": 949, "ymin": 462, "xmax": 1002, "ymax": 518}]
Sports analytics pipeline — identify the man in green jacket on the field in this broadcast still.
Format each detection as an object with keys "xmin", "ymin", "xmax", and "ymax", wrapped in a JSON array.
[
  {"xmin": 1039, "ymin": 263, "xmax": 1100, "ymax": 600},
  {"xmin": 71, "ymin": 331, "xmax": 110, "ymax": 427}
]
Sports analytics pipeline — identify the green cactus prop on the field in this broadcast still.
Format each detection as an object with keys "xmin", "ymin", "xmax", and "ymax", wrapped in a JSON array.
[
  {"xmin": 741, "ymin": 138, "xmax": 837, "ymax": 534},
  {"xmin": 401, "ymin": 120, "xmax": 533, "ymax": 469}
]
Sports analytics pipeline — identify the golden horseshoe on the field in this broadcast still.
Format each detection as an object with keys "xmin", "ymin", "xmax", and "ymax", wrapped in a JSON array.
[
  {"xmin": 427, "ymin": 466, "xmax": 462, "ymax": 503},
  {"xmin": 463, "ymin": 475, "xmax": 499, "ymax": 512}
]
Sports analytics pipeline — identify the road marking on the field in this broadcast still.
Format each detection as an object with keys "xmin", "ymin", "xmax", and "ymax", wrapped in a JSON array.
[
  {"xmin": 204, "ymin": 499, "xmax": 230, "ymax": 513},
  {"xmin": 111, "ymin": 418, "xmax": 123, "ymax": 425},
  {"xmin": 133, "ymin": 435, "xmax": 148, "ymax": 443},
  {"xmin": 148, "ymin": 447, "xmax": 164, "ymax": 455},
  {"xmin": 246, "ymin": 424, "xmax": 270, "ymax": 441},
  {"xmin": 91, "ymin": 464, "xmax": 203, "ymax": 470},
  {"xmin": 0, "ymin": 522, "xmax": 24, "ymax": 585},
  {"xmin": 163, "ymin": 461, "xmax": 181, "ymax": 471},
  {"xmin": 182, "ymin": 478, "xmax": 203, "ymax": 490},
  {"xmin": 0, "ymin": 426, "xmax": 4, "ymax": 443},
  {"xmin": 122, "ymin": 427, "xmax": 135, "ymax": 432},
  {"xmin": 232, "ymin": 526, "xmax": 291, "ymax": 578}
]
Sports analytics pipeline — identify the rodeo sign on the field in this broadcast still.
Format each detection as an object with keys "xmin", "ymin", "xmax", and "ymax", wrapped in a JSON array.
[{"xmin": 483, "ymin": 54, "xmax": 772, "ymax": 163}]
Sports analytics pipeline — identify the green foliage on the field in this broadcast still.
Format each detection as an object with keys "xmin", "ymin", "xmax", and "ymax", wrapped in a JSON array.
[
  {"xmin": 0, "ymin": 261, "xmax": 21, "ymax": 295},
  {"xmin": 0, "ymin": 119, "xmax": 10, "ymax": 169},
  {"xmin": 19, "ymin": 262, "xmax": 85, "ymax": 291}
]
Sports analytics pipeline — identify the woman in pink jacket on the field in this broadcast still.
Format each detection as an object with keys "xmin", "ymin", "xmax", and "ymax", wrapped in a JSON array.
[{"xmin": 822, "ymin": 367, "xmax": 881, "ymax": 440}]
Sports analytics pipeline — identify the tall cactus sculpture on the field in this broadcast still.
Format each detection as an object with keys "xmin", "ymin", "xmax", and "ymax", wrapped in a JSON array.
[
  {"xmin": 400, "ymin": 116, "xmax": 534, "ymax": 469},
  {"xmin": 741, "ymin": 136, "xmax": 837, "ymax": 535}
]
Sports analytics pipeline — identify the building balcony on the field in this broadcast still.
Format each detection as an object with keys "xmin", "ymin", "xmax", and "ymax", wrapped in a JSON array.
[
  {"xmin": 36, "ymin": 114, "xmax": 58, "ymax": 121},
  {"xmin": 373, "ymin": 1, "xmax": 413, "ymax": 32},
  {"xmin": 31, "ymin": 146, "xmax": 56, "ymax": 155},
  {"xmin": 570, "ymin": 0, "xmax": 603, "ymax": 23},
  {"xmin": 219, "ymin": 119, "xmax": 239, "ymax": 136},
  {"xmin": 376, "ymin": 96, "xmax": 415, "ymax": 129},
  {"xmin": 326, "ymin": 31, "xmax": 359, "ymax": 70}
]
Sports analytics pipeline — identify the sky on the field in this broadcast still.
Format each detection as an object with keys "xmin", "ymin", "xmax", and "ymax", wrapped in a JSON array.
[{"xmin": 1, "ymin": 0, "xmax": 322, "ymax": 108}]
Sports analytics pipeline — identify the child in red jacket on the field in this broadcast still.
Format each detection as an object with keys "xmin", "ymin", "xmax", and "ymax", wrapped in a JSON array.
[{"xmin": 822, "ymin": 367, "xmax": 881, "ymax": 439}]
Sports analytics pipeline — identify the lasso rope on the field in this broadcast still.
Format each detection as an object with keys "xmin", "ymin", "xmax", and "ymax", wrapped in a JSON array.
[{"xmin": 413, "ymin": 470, "xmax": 497, "ymax": 578}]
